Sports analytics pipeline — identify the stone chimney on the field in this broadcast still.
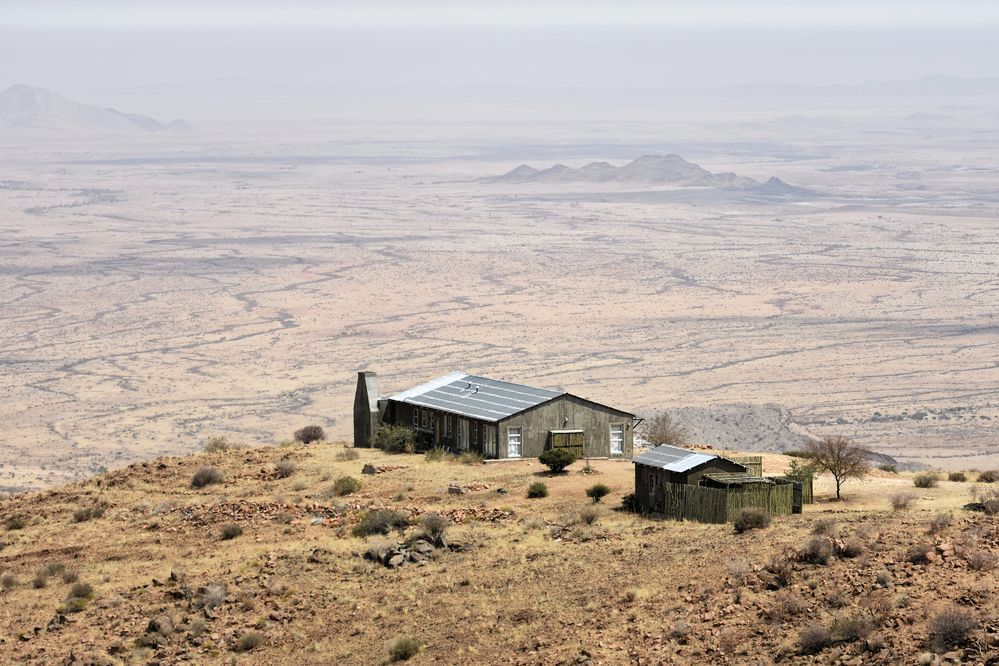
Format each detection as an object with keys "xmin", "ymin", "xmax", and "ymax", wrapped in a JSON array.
[{"xmin": 353, "ymin": 371, "xmax": 381, "ymax": 448}]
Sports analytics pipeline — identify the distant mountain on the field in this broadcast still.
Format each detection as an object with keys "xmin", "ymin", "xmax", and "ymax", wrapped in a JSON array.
[
  {"xmin": 483, "ymin": 154, "xmax": 808, "ymax": 195},
  {"xmin": 706, "ymin": 75, "xmax": 999, "ymax": 98},
  {"xmin": 0, "ymin": 84, "xmax": 195, "ymax": 134}
]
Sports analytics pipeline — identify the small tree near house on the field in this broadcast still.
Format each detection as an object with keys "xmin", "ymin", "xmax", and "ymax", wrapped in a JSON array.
[
  {"xmin": 639, "ymin": 412, "xmax": 688, "ymax": 448},
  {"xmin": 803, "ymin": 435, "xmax": 869, "ymax": 500}
]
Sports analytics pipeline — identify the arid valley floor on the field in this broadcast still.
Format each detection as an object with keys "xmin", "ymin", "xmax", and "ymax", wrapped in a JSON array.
[{"xmin": 3, "ymin": 109, "xmax": 999, "ymax": 491}]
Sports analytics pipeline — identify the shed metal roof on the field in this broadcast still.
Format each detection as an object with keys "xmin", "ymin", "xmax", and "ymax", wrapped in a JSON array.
[
  {"xmin": 387, "ymin": 372, "xmax": 564, "ymax": 422},
  {"xmin": 633, "ymin": 444, "xmax": 718, "ymax": 473}
]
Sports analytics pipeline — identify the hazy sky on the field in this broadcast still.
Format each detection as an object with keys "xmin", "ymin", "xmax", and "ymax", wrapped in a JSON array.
[{"xmin": 4, "ymin": 1, "xmax": 999, "ymax": 124}]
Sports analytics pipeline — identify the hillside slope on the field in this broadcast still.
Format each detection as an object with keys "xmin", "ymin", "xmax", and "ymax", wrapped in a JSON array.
[{"xmin": 0, "ymin": 442, "xmax": 997, "ymax": 664}]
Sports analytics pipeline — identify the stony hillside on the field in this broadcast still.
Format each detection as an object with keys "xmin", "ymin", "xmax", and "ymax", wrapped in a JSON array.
[{"xmin": 0, "ymin": 442, "xmax": 997, "ymax": 665}]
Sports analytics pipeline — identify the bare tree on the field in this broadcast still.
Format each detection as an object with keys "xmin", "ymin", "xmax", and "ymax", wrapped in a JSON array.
[
  {"xmin": 640, "ymin": 412, "xmax": 689, "ymax": 448},
  {"xmin": 803, "ymin": 435, "xmax": 869, "ymax": 500}
]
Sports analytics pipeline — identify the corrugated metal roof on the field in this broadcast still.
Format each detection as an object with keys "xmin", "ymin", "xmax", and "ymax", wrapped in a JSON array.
[
  {"xmin": 633, "ymin": 445, "xmax": 717, "ymax": 472},
  {"xmin": 388, "ymin": 372, "xmax": 564, "ymax": 422}
]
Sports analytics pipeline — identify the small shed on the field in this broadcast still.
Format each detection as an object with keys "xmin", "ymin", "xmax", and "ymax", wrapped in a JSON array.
[{"xmin": 633, "ymin": 445, "xmax": 748, "ymax": 514}]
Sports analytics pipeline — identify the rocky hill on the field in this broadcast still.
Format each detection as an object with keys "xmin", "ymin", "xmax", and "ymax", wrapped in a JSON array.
[
  {"xmin": 0, "ymin": 441, "xmax": 996, "ymax": 664},
  {"xmin": 0, "ymin": 85, "xmax": 194, "ymax": 134},
  {"xmin": 483, "ymin": 154, "xmax": 808, "ymax": 195}
]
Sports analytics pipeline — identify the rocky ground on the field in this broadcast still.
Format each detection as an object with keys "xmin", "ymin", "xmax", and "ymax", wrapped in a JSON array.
[{"xmin": 0, "ymin": 441, "xmax": 997, "ymax": 665}]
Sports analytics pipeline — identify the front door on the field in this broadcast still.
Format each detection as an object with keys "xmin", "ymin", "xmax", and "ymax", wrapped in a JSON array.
[
  {"xmin": 458, "ymin": 419, "xmax": 469, "ymax": 450},
  {"xmin": 507, "ymin": 427, "xmax": 522, "ymax": 458}
]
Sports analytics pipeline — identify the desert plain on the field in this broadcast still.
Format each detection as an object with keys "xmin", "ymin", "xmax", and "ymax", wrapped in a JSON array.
[{"xmin": 2, "ymin": 100, "xmax": 999, "ymax": 491}]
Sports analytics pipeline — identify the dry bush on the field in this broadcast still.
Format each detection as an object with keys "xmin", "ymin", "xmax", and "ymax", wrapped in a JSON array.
[
  {"xmin": 202, "ymin": 436, "xmax": 234, "ymax": 453},
  {"xmin": 948, "ymin": 471, "xmax": 967, "ymax": 482},
  {"xmin": 764, "ymin": 554, "xmax": 794, "ymax": 589},
  {"xmin": 1, "ymin": 573, "xmax": 18, "ymax": 590},
  {"xmin": 889, "ymin": 492, "xmax": 915, "ymax": 511},
  {"xmin": 836, "ymin": 536, "xmax": 865, "ymax": 559},
  {"xmin": 800, "ymin": 536, "xmax": 833, "ymax": 564},
  {"xmin": 639, "ymin": 411, "xmax": 688, "ymax": 447},
  {"xmin": 388, "ymin": 637, "xmax": 420, "ymax": 662},
  {"xmin": 927, "ymin": 607, "xmax": 977, "ymax": 651},
  {"xmin": 72, "ymin": 499, "xmax": 109, "ymax": 523},
  {"xmin": 293, "ymin": 425, "xmax": 325, "ymax": 444},
  {"xmin": 966, "ymin": 550, "xmax": 997, "ymax": 572},
  {"xmin": 527, "ymin": 482, "xmax": 548, "ymax": 498},
  {"xmin": 274, "ymin": 458, "xmax": 296, "ymax": 479},
  {"xmin": 235, "ymin": 631, "xmax": 264, "ymax": 652},
  {"xmin": 811, "ymin": 518, "xmax": 837, "ymax": 536},
  {"xmin": 802, "ymin": 435, "xmax": 869, "ymax": 499},
  {"xmin": 913, "ymin": 472, "xmax": 939, "ymax": 488},
  {"xmin": 725, "ymin": 559, "xmax": 750, "ymax": 587},
  {"xmin": 905, "ymin": 543, "xmax": 934, "ymax": 564},
  {"xmin": 459, "ymin": 451, "xmax": 484, "ymax": 465},
  {"xmin": 353, "ymin": 509, "xmax": 409, "ymax": 537},
  {"xmin": 198, "ymin": 583, "xmax": 227, "ymax": 610},
  {"xmin": 831, "ymin": 614, "xmax": 873, "ymax": 642},
  {"xmin": 765, "ymin": 590, "xmax": 807, "ymax": 624},
  {"xmin": 424, "ymin": 448, "xmax": 449, "ymax": 462},
  {"xmin": 418, "ymin": 513, "xmax": 451, "ymax": 546},
  {"xmin": 579, "ymin": 505, "xmax": 600, "ymax": 525},
  {"xmin": 875, "ymin": 570, "xmax": 892, "ymax": 588},
  {"xmin": 798, "ymin": 624, "xmax": 832, "ymax": 655},
  {"xmin": 926, "ymin": 513, "xmax": 951, "ymax": 535},
  {"xmin": 5, "ymin": 515, "xmax": 26, "ymax": 530},
  {"xmin": 733, "ymin": 507, "xmax": 770, "ymax": 534},
  {"xmin": 976, "ymin": 470, "xmax": 998, "ymax": 483},
  {"xmin": 826, "ymin": 586, "xmax": 848, "ymax": 609},
  {"xmin": 191, "ymin": 467, "xmax": 224, "ymax": 488},
  {"xmin": 327, "ymin": 475, "xmax": 361, "ymax": 497},
  {"xmin": 336, "ymin": 447, "xmax": 360, "ymax": 461},
  {"xmin": 32, "ymin": 572, "xmax": 47, "ymax": 589},
  {"xmin": 980, "ymin": 488, "xmax": 999, "ymax": 515},
  {"xmin": 220, "ymin": 524, "xmax": 243, "ymax": 540},
  {"xmin": 667, "ymin": 619, "xmax": 690, "ymax": 643}
]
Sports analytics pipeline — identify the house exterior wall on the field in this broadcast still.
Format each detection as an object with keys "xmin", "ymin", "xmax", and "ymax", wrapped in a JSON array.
[
  {"xmin": 633, "ymin": 458, "xmax": 748, "ymax": 513},
  {"xmin": 497, "ymin": 395, "xmax": 634, "ymax": 460}
]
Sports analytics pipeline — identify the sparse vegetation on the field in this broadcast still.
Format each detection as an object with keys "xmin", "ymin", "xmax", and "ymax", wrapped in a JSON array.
[
  {"xmin": 765, "ymin": 590, "xmax": 807, "ymax": 624},
  {"xmin": 620, "ymin": 492, "xmax": 637, "ymax": 512},
  {"xmin": 800, "ymin": 536, "xmax": 833, "ymax": 564},
  {"xmin": 798, "ymin": 623, "xmax": 832, "ymax": 654},
  {"xmin": 836, "ymin": 536, "xmax": 865, "ymax": 558},
  {"xmin": 926, "ymin": 513, "xmax": 951, "ymax": 535},
  {"xmin": 585, "ymin": 483, "xmax": 610, "ymax": 503},
  {"xmin": 458, "ymin": 451, "xmax": 484, "ymax": 465},
  {"xmin": 811, "ymin": 518, "xmax": 837, "ymax": 536},
  {"xmin": 526, "ymin": 482, "xmax": 548, "ymax": 498},
  {"xmin": 293, "ymin": 425, "xmax": 326, "ymax": 444},
  {"xmin": 72, "ymin": 499, "xmax": 109, "ymax": 523},
  {"xmin": 905, "ymin": 543, "xmax": 934, "ymax": 564},
  {"xmin": 831, "ymin": 614, "xmax": 873, "ymax": 642},
  {"xmin": 947, "ymin": 471, "xmax": 967, "ymax": 482},
  {"xmin": 927, "ymin": 607, "xmax": 977, "ymax": 651},
  {"xmin": 639, "ymin": 411, "xmax": 688, "ymax": 447},
  {"xmin": 913, "ymin": 472, "xmax": 938, "ymax": 488},
  {"xmin": 274, "ymin": 458, "xmax": 297, "ymax": 478},
  {"xmin": 802, "ymin": 435, "xmax": 869, "ymax": 500},
  {"xmin": 191, "ymin": 466, "xmax": 224, "ymax": 488},
  {"xmin": 352, "ymin": 509, "xmax": 410, "ymax": 537},
  {"xmin": 579, "ymin": 505, "xmax": 600, "ymax": 525},
  {"xmin": 539, "ymin": 447, "xmax": 576, "ymax": 473},
  {"xmin": 418, "ymin": 512, "xmax": 450, "ymax": 546},
  {"xmin": 878, "ymin": 464, "xmax": 897, "ymax": 473},
  {"xmin": 966, "ymin": 549, "xmax": 997, "ymax": 571},
  {"xmin": 5, "ymin": 515, "xmax": 26, "ymax": 530},
  {"xmin": 424, "ymin": 447, "xmax": 449, "ymax": 462},
  {"xmin": 889, "ymin": 492, "xmax": 915, "ymax": 511},
  {"xmin": 733, "ymin": 507, "xmax": 770, "ymax": 534},
  {"xmin": 221, "ymin": 523, "xmax": 243, "ymax": 540},
  {"xmin": 1, "ymin": 573, "xmax": 18, "ymax": 590},
  {"xmin": 375, "ymin": 424, "xmax": 416, "ymax": 454},
  {"xmin": 388, "ymin": 637, "xmax": 420, "ymax": 661},
  {"xmin": 328, "ymin": 475, "xmax": 361, "ymax": 497}
]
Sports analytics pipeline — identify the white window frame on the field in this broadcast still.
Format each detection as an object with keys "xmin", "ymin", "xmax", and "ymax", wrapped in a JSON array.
[
  {"xmin": 507, "ymin": 427, "xmax": 523, "ymax": 458},
  {"xmin": 609, "ymin": 423, "xmax": 624, "ymax": 455}
]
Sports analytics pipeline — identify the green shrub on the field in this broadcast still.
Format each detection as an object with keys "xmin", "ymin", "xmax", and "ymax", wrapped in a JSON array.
[
  {"xmin": 221, "ymin": 524, "xmax": 243, "ymax": 540},
  {"xmin": 424, "ymin": 448, "xmax": 449, "ymax": 462},
  {"xmin": 585, "ymin": 483, "xmax": 611, "ymax": 503},
  {"xmin": 733, "ymin": 507, "xmax": 770, "ymax": 534},
  {"xmin": 539, "ymin": 448, "xmax": 576, "ymax": 474},
  {"xmin": 235, "ymin": 631, "xmax": 264, "ymax": 652},
  {"xmin": 328, "ymin": 476, "xmax": 361, "ymax": 497},
  {"xmin": 376, "ymin": 424, "xmax": 416, "ymax": 454},
  {"xmin": 459, "ymin": 451, "xmax": 484, "ymax": 465},
  {"xmin": 948, "ymin": 471, "xmax": 967, "ymax": 482},
  {"xmin": 352, "ymin": 509, "xmax": 410, "ymax": 537},
  {"xmin": 5, "ymin": 516, "xmax": 26, "ymax": 530},
  {"xmin": 977, "ymin": 470, "xmax": 998, "ymax": 483},
  {"xmin": 69, "ymin": 581, "xmax": 94, "ymax": 601},
  {"xmin": 527, "ymin": 482, "xmax": 548, "ymax": 499},
  {"xmin": 72, "ymin": 499, "xmax": 108, "ymax": 523},
  {"xmin": 388, "ymin": 637, "xmax": 420, "ymax": 661},
  {"xmin": 191, "ymin": 467, "xmax": 224, "ymax": 488},
  {"xmin": 274, "ymin": 458, "xmax": 297, "ymax": 479},
  {"xmin": 620, "ymin": 493, "xmax": 637, "ymax": 512},
  {"xmin": 293, "ymin": 425, "xmax": 326, "ymax": 444},
  {"xmin": 928, "ymin": 607, "xmax": 977, "ymax": 651},
  {"xmin": 913, "ymin": 472, "xmax": 938, "ymax": 488},
  {"xmin": 878, "ymin": 464, "xmax": 897, "ymax": 473}
]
